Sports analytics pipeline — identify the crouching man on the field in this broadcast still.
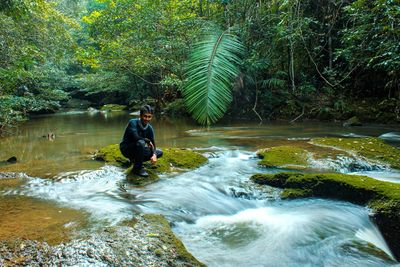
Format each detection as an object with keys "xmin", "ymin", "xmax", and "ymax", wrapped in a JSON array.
[{"xmin": 119, "ymin": 105, "xmax": 163, "ymax": 177}]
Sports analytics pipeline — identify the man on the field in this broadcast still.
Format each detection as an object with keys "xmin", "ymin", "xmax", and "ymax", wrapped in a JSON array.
[{"xmin": 119, "ymin": 105, "xmax": 163, "ymax": 177}]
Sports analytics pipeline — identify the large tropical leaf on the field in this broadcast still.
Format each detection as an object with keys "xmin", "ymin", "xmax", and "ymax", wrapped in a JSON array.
[{"xmin": 182, "ymin": 30, "xmax": 244, "ymax": 125}]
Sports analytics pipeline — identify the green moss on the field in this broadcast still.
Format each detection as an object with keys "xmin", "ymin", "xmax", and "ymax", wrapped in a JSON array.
[
  {"xmin": 143, "ymin": 214, "xmax": 205, "ymax": 266},
  {"xmin": 95, "ymin": 145, "xmax": 207, "ymax": 185},
  {"xmin": 257, "ymin": 146, "xmax": 309, "ymax": 169},
  {"xmin": 251, "ymin": 172, "xmax": 400, "ymax": 260},
  {"xmin": 312, "ymin": 137, "xmax": 400, "ymax": 169},
  {"xmin": 100, "ymin": 104, "xmax": 127, "ymax": 111},
  {"xmin": 95, "ymin": 144, "xmax": 130, "ymax": 166},
  {"xmin": 281, "ymin": 188, "xmax": 312, "ymax": 199},
  {"xmin": 118, "ymin": 218, "xmax": 138, "ymax": 228}
]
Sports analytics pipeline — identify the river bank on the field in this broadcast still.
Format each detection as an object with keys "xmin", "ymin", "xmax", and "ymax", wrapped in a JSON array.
[{"xmin": 0, "ymin": 214, "xmax": 204, "ymax": 267}]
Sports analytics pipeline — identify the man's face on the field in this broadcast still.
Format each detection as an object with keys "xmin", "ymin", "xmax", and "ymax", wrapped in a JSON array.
[{"xmin": 140, "ymin": 112, "xmax": 153, "ymax": 125}]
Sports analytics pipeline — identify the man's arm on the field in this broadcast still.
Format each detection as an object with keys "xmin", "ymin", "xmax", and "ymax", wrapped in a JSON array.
[
  {"xmin": 148, "ymin": 125, "xmax": 156, "ymax": 151},
  {"xmin": 148, "ymin": 126, "xmax": 157, "ymax": 165},
  {"xmin": 126, "ymin": 120, "xmax": 145, "ymax": 142}
]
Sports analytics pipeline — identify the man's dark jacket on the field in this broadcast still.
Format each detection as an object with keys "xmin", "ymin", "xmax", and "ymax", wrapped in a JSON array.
[{"xmin": 120, "ymin": 118, "xmax": 156, "ymax": 151}]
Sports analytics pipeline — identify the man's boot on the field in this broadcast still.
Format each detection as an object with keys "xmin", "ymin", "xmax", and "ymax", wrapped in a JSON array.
[{"xmin": 133, "ymin": 167, "xmax": 148, "ymax": 177}]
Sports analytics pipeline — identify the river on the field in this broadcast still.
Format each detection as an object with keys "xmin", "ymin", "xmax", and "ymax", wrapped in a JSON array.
[{"xmin": 1, "ymin": 111, "xmax": 400, "ymax": 266}]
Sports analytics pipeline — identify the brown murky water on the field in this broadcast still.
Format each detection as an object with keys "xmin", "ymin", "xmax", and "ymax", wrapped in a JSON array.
[
  {"xmin": 0, "ymin": 111, "xmax": 399, "ymax": 245},
  {"xmin": 0, "ymin": 178, "xmax": 87, "ymax": 245}
]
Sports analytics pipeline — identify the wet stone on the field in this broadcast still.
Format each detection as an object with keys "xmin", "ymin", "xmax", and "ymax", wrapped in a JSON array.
[{"xmin": 0, "ymin": 215, "xmax": 204, "ymax": 266}]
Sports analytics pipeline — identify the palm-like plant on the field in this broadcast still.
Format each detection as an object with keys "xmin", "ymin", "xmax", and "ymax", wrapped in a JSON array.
[{"xmin": 182, "ymin": 30, "xmax": 244, "ymax": 125}]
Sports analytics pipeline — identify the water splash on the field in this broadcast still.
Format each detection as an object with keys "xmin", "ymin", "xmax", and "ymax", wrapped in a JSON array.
[
  {"xmin": 379, "ymin": 132, "xmax": 400, "ymax": 142},
  {"xmin": 3, "ymin": 166, "xmax": 133, "ymax": 224},
  {"xmin": 356, "ymin": 226, "xmax": 395, "ymax": 260},
  {"xmin": 308, "ymin": 155, "xmax": 389, "ymax": 173}
]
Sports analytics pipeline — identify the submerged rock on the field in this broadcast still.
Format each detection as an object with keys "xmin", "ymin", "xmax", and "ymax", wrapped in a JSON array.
[
  {"xmin": 0, "ymin": 214, "xmax": 205, "ymax": 267},
  {"xmin": 95, "ymin": 145, "xmax": 207, "ymax": 185},
  {"xmin": 6, "ymin": 157, "xmax": 17, "ymax": 164},
  {"xmin": 251, "ymin": 172, "xmax": 400, "ymax": 261}
]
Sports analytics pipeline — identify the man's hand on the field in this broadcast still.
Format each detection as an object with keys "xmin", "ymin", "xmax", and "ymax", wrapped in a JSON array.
[
  {"xmin": 148, "ymin": 141, "xmax": 154, "ymax": 149},
  {"xmin": 150, "ymin": 153, "xmax": 157, "ymax": 165},
  {"xmin": 147, "ymin": 141, "xmax": 156, "ymax": 164}
]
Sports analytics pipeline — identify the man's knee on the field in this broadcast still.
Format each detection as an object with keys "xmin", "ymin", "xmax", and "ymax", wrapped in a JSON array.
[{"xmin": 136, "ymin": 140, "xmax": 146, "ymax": 147}]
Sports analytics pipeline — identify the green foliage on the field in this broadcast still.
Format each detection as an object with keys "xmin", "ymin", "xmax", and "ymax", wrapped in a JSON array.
[
  {"xmin": 337, "ymin": 0, "xmax": 400, "ymax": 96},
  {"xmin": 0, "ymin": 0, "xmax": 78, "ymax": 132},
  {"xmin": 1, "ymin": 0, "xmax": 400, "ymax": 130},
  {"xmin": 0, "ymin": 96, "xmax": 26, "ymax": 133},
  {"xmin": 78, "ymin": 0, "xmax": 205, "ymax": 105},
  {"xmin": 182, "ymin": 30, "xmax": 244, "ymax": 125}
]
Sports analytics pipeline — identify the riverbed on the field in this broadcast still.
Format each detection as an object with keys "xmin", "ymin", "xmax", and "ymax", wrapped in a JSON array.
[{"xmin": 1, "ymin": 111, "xmax": 400, "ymax": 266}]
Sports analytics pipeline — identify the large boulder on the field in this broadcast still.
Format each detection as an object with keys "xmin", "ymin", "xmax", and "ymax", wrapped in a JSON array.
[{"xmin": 95, "ymin": 144, "xmax": 207, "ymax": 185}]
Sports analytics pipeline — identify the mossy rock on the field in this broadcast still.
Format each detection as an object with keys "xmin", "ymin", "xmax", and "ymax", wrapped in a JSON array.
[
  {"xmin": 100, "ymin": 104, "xmax": 127, "ymax": 111},
  {"xmin": 95, "ymin": 144, "xmax": 130, "ymax": 166},
  {"xmin": 312, "ymin": 137, "xmax": 400, "ymax": 169},
  {"xmin": 343, "ymin": 116, "xmax": 362, "ymax": 127},
  {"xmin": 251, "ymin": 172, "xmax": 400, "ymax": 260},
  {"xmin": 143, "ymin": 214, "xmax": 205, "ymax": 266},
  {"xmin": 95, "ymin": 145, "xmax": 207, "ymax": 185},
  {"xmin": 257, "ymin": 146, "xmax": 309, "ymax": 170}
]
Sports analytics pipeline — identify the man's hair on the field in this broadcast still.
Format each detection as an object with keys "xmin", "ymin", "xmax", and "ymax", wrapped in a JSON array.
[{"xmin": 140, "ymin": 104, "xmax": 154, "ymax": 115}]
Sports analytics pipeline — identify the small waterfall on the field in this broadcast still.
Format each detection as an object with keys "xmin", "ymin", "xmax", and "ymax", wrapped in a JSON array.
[
  {"xmin": 356, "ymin": 226, "xmax": 395, "ymax": 260},
  {"xmin": 309, "ymin": 155, "xmax": 389, "ymax": 173}
]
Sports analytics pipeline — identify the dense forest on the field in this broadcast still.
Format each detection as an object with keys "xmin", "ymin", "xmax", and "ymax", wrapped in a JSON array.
[{"xmin": 1, "ymin": 0, "xmax": 399, "ymax": 132}]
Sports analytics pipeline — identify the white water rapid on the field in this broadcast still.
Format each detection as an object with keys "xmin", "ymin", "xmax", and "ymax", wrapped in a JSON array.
[{"xmin": 1, "ymin": 150, "xmax": 397, "ymax": 266}]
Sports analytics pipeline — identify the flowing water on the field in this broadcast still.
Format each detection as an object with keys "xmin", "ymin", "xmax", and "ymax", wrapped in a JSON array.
[{"xmin": 1, "ymin": 111, "xmax": 400, "ymax": 266}]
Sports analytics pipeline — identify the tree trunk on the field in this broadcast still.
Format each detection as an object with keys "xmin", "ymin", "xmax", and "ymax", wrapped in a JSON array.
[
  {"xmin": 199, "ymin": 0, "xmax": 203, "ymax": 17},
  {"xmin": 289, "ymin": 37, "xmax": 296, "ymax": 92}
]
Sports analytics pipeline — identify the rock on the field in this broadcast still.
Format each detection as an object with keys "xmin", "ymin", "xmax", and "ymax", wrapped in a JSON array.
[
  {"xmin": 312, "ymin": 137, "xmax": 400, "ymax": 169},
  {"xmin": 256, "ymin": 146, "xmax": 309, "ymax": 170},
  {"xmin": 0, "ymin": 215, "xmax": 204, "ymax": 266},
  {"xmin": 87, "ymin": 107, "xmax": 99, "ymax": 113},
  {"xmin": 95, "ymin": 145, "xmax": 207, "ymax": 185},
  {"xmin": 6, "ymin": 156, "xmax": 17, "ymax": 164},
  {"xmin": 343, "ymin": 116, "xmax": 362, "ymax": 127},
  {"xmin": 250, "ymin": 172, "xmax": 400, "ymax": 261},
  {"xmin": 100, "ymin": 104, "xmax": 127, "ymax": 112}
]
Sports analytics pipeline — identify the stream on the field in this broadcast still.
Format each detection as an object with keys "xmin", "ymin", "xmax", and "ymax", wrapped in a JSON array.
[{"xmin": 1, "ymin": 111, "xmax": 400, "ymax": 266}]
